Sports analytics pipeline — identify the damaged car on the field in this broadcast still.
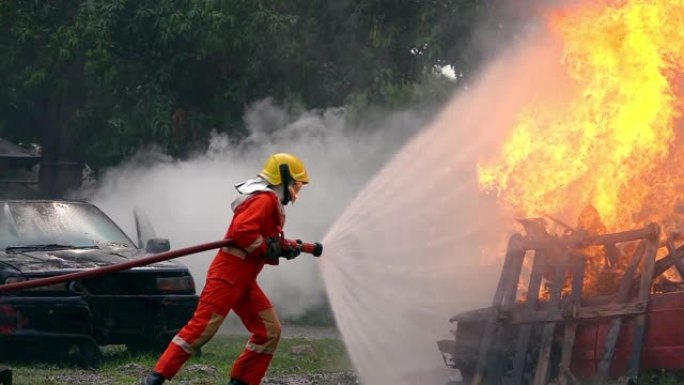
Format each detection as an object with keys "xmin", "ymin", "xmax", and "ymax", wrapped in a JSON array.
[{"xmin": 0, "ymin": 200, "xmax": 198, "ymax": 365}]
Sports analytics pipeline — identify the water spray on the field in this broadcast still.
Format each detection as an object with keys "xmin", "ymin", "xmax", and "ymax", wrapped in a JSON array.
[{"xmin": 0, "ymin": 238, "xmax": 323, "ymax": 293}]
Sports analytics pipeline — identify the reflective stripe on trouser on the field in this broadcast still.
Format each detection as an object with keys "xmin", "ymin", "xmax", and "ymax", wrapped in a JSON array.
[
  {"xmin": 230, "ymin": 295, "xmax": 282, "ymax": 385},
  {"xmin": 153, "ymin": 277, "xmax": 279, "ymax": 383},
  {"xmin": 154, "ymin": 276, "xmax": 238, "ymax": 379}
]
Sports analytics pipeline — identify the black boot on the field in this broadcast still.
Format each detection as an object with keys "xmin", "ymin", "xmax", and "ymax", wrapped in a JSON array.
[
  {"xmin": 228, "ymin": 379, "xmax": 248, "ymax": 385},
  {"xmin": 140, "ymin": 372, "xmax": 165, "ymax": 385}
]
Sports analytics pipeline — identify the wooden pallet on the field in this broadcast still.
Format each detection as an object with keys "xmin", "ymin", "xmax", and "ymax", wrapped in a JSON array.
[{"xmin": 460, "ymin": 223, "xmax": 662, "ymax": 385}]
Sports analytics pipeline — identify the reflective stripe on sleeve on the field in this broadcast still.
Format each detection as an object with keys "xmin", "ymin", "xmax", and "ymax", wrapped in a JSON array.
[
  {"xmin": 245, "ymin": 236, "xmax": 264, "ymax": 253},
  {"xmin": 221, "ymin": 246, "xmax": 247, "ymax": 259}
]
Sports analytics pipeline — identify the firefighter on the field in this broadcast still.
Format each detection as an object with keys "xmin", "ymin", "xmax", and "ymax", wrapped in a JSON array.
[{"xmin": 141, "ymin": 153, "xmax": 310, "ymax": 385}]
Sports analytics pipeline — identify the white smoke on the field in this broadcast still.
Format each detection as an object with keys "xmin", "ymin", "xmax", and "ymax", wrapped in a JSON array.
[
  {"xmin": 85, "ymin": 98, "xmax": 433, "ymax": 320},
  {"xmin": 319, "ymin": 32, "xmax": 568, "ymax": 384}
]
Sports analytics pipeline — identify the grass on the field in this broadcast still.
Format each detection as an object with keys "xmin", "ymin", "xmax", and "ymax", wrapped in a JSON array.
[
  {"xmin": 10, "ymin": 335, "xmax": 682, "ymax": 385},
  {"xmin": 7, "ymin": 335, "xmax": 353, "ymax": 385},
  {"xmin": 639, "ymin": 370, "xmax": 684, "ymax": 385}
]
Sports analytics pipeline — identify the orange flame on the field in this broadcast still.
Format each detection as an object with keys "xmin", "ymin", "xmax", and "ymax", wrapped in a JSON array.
[{"xmin": 478, "ymin": 0, "xmax": 684, "ymax": 232}]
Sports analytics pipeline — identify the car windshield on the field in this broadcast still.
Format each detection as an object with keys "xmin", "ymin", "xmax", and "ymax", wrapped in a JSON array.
[{"xmin": 0, "ymin": 201, "xmax": 135, "ymax": 250}]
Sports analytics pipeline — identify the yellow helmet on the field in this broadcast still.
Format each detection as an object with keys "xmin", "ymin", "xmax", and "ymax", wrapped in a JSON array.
[{"xmin": 259, "ymin": 153, "xmax": 309, "ymax": 185}]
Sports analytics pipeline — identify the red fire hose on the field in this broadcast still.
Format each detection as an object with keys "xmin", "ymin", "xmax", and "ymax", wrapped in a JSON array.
[{"xmin": 0, "ymin": 239, "xmax": 323, "ymax": 294}]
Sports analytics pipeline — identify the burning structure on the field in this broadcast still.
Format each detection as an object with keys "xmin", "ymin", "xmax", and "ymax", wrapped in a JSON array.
[
  {"xmin": 438, "ymin": 0, "xmax": 684, "ymax": 384},
  {"xmin": 439, "ymin": 217, "xmax": 684, "ymax": 384}
]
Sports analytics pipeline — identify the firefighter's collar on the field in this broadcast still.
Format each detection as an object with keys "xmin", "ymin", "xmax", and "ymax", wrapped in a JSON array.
[
  {"xmin": 234, "ymin": 177, "xmax": 270, "ymax": 194},
  {"xmin": 231, "ymin": 177, "xmax": 282, "ymax": 212}
]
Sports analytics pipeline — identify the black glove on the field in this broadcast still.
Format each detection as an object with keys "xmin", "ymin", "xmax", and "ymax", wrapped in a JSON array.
[
  {"xmin": 265, "ymin": 237, "xmax": 283, "ymax": 260},
  {"xmin": 281, "ymin": 239, "xmax": 302, "ymax": 260},
  {"xmin": 264, "ymin": 237, "xmax": 301, "ymax": 260}
]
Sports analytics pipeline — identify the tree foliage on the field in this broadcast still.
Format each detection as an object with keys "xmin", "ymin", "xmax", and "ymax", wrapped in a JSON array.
[{"xmin": 0, "ymin": 0, "xmax": 511, "ymax": 171}]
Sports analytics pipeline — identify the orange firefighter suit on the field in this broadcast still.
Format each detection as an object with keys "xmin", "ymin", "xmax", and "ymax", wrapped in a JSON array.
[{"xmin": 154, "ymin": 190, "xmax": 285, "ymax": 385}]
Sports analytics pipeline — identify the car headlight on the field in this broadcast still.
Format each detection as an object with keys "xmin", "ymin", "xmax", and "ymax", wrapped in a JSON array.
[
  {"xmin": 4, "ymin": 276, "xmax": 69, "ymax": 292},
  {"xmin": 4, "ymin": 277, "xmax": 27, "ymax": 284},
  {"xmin": 156, "ymin": 276, "xmax": 195, "ymax": 292}
]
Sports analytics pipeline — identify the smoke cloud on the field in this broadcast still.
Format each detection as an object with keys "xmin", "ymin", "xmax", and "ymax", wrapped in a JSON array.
[
  {"xmin": 85, "ymin": 98, "xmax": 433, "ymax": 320},
  {"xmin": 319, "ymin": 28, "xmax": 569, "ymax": 385}
]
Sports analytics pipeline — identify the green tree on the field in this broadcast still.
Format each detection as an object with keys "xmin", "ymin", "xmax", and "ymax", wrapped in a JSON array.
[
  {"xmin": 0, "ymin": 0, "xmax": 513, "ymax": 191},
  {"xmin": 0, "ymin": 2, "xmax": 88, "ymax": 195}
]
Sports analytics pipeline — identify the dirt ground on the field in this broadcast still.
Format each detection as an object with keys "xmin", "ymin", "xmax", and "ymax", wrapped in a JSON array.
[{"xmin": 263, "ymin": 371, "xmax": 359, "ymax": 385}]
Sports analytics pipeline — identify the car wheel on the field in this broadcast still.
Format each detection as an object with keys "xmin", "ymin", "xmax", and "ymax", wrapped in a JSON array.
[
  {"xmin": 75, "ymin": 340, "xmax": 103, "ymax": 368},
  {"xmin": 18, "ymin": 342, "xmax": 69, "ymax": 362},
  {"xmin": 126, "ymin": 340, "xmax": 168, "ymax": 355}
]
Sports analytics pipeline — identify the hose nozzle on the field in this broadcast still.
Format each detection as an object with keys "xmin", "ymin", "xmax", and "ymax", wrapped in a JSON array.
[{"xmin": 299, "ymin": 241, "xmax": 323, "ymax": 257}]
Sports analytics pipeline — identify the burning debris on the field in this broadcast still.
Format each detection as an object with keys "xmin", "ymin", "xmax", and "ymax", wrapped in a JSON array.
[
  {"xmin": 438, "ymin": 215, "xmax": 684, "ymax": 385},
  {"xmin": 519, "ymin": 206, "xmax": 652, "ymax": 299},
  {"xmin": 439, "ymin": 1, "xmax": 684, "ymax": 383}
]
